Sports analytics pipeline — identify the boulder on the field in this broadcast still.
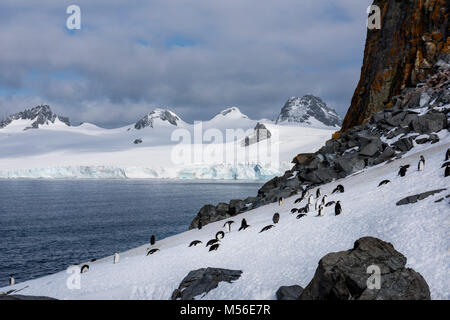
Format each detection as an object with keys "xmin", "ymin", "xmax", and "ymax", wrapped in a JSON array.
[
  {"xmin": 396, "ymin": 188, "xmax": 446, "ymax": 205},
  {"xmin": 276, "ymin": 285, "xmax": 304, "ymax": 300},
  {"xmin": 393, "ymin": 137, "xmax": 414, "ymax": 152},
  {"xmin": 299, "ymin": 237, "xmax": 431, "ymax": 300},
  {"xmin": 189, "ymin": 204, "xmax": 230, "ymax": 230},
  {"xmin": 171, "ymin": 268, "xmax": 242, "ymax": 300},
  {"xmin": 410, "ymin": 112, "xmax": 447, "ymax": 134},
  {"xmin": 229, "ymin": 199, "xmax": 245, "ymax": 215}
]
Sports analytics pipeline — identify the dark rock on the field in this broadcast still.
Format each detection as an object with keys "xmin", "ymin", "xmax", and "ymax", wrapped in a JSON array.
[
  {"xmin": 276, "ymin": 285, "xmax": 304, "ymax": 300},
  {"xmin": 189, "ymin": 204, "xmax": 230, "ymax": 230},
  {"xmin": 171, "ymin": 267, "xmax": 242, "ymax": 300},
  {"xmin": 393, "ymin": 137, "xmax": 414, "ymax": 152},
  {"xmin": 410, "ymin": 112, "xmax": 447, "ymax": 134},
  {"xmin": 229, "ymin": 199, "xmax": 245, "ymax": 215},
  {"xmin": 299, "ymin": 237, "xmax": 431, "ymax": 300},
  {"xmin": 133, "ymin": 139, "xmax": 143, "ymax": 144},
  {"xmin": 396, "ymin": 188, "xmax": 446, "ymax": 205},
  {"xmin": 0, "ymin": 105, "xmax": 70, "ymax": 130}
]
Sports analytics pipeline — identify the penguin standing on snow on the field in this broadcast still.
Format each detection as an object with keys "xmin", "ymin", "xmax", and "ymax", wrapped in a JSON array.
[
  {"xmin": 445, "ymin": 165, "xmax": 450, "ymax": 177},
  {"xmin": 150, "ymin": 235, "xmax": 156, "ymax": 246},
  {"xmin": 272, "ymin": 213, "xmax": 280, "ymax": 224},
  {"xmin": 332, "ymin": 185, "xmax": 344, "ymax": 194},
  {"xmin": 113, "ymin": 253, "xmax": 120, "ymax": 264},
  {"xmin": 335, "ymin": 201, "xmax": 342, "ymax": 216},
  {"xmin": 308, "ymin": 194, "xmax": 314, "ymax": 205},
  {"xmin": 223, "ymin": 221, "xmax": 234, "ymax": 233},
  {"xmin": 398, "ymin": 165, "xmax": 410, "ymax": 177},
  {"xmin": 9, "ymin": 276, "xmax": 15, "ymax": 286},
  {"xmin": 317, "ymin": 204, "xmax": 324, "ymax": 217},
  {"xmin": 321, "ymin": 195, "xmax": 327, "ymax": 205},
  {"xmin": 278, "ymin": 197, "xmax": 284, "ymax": 206},
  {"xmin": 315, "ymin": 198, "xmax": 320, "ymax": 210},
  {"xmin": 316, "ymin": 188, "xmax": 321, "ymax": 199},
  {"xmin": 446, "ymin": 148, "xmax": 450, "ymax": 161},
  {"xmin": 418, "ymin": 155, "xmax": 425, "ymax": 171},
  {"xmin": 238, "ymin": 218, "xmax": 250, "ymax": 231},
  {"xmin": 81, "ymin": 265, "xmax": 90, "ymax": 273}
]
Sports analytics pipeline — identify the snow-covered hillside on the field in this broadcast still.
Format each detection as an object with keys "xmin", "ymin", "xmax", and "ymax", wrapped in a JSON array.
[
  {"xmin": 3, "ymin": 131, "xmax": 448, "ymax": 300},
  {"xmin": 0, "ymin": 105, "xmax": 338, "ymax": 180}
]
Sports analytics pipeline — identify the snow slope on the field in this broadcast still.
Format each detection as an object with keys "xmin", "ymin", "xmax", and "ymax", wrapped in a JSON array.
[
  {"xmin": 3, "ymin": 131, "xmax": 448, "ymax": 300},
  {"xmin": 0, "ymin": 107, "xmax": 337, "ymax": 180}
]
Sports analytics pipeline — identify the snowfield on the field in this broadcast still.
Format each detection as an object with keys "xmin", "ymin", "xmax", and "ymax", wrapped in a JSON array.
[
  {"xmin": 0, "ymin": 108, "xmax": 336, "ymax": 180},
  {"xmin": 2, "ymin": 131, "xmax": 449, "ymax": 300}
]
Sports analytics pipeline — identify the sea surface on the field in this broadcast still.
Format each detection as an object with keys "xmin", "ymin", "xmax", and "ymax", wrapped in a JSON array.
[{"xmin": 0, "ymin": 179, "xmax": 262, "ymax": 286}]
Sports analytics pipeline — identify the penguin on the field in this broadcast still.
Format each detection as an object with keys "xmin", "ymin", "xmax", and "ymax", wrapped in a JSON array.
[
  {"xmin": 316, "ymin": 188, "xmax": 321, "ymax": 198},
  {"xmin": 272, "ymin": 213, "xmax": 280, "ymax": 224},
  {"xmin": 315, "ymin": 198, "xmax": 320, "ymax": 211},
  {"xmin": 259, "ymin": 225, "xmax": 275, "ymax": 233},
  {"xmin": 238, "ymin": 218, "xmax": 250, "ymax": 231},
  {"xmin": 398, "ymin": 165, "xmax": 410, "ymax": 177},
  {"xmin": 418, "ymin": 155, "xmax": 425, "ymax": 171},
  {"xmin": 9, "ymin": 276, "xmax": 15, "ymax": 286},
  {"xmin": 113, "ymin": 253, "xmax": 120, "ymax": 264},
  {"xmin": 80, "ymin": 265, "xmax": 89, "ymax": 273},
  {"xmin": 223, "ymin": 221, "xmax": 234, "ymax": 233},
  {"xmin": 317, "ymin": 204, "xmax": 324, "ymax": 217},
  {"xmin": 446, "ymin": 148, "xmax": 450, "ymax": 161},
  {"xmin": 296, "ymin": 213, "xmax": 307, "ymax": 219},
  {"xmin": 206, "ymin": 239, "xmax": 219, "ymax": 247},
  {"xmin": 441, "ymin": 161, "xmax": 450, "ymax": 168},
  {"xmin": 335, "ymin": 201, "xmax": 342, "ymax": 216},
  {"xmin": 278, "ymin": 197, "xmax": 284, "ymax": 206},
  {"xmin": 321, "ymin": 195, "xmax": 327, "ymax": 205},
  {"xmin": 215, "ymin": 231, "xmax": 225, "ymax": 240},
  {"xmin": 198, "ymin": 220, "xmax": 202, "ymax": 230},
  {"xmin": 146, "ymin": 248, "xmax": 160, "ymax": 256},
  {"xmin": 308, "ymin": 195, "xmax": 314, "ymax": 205},
  {"xmin": 291, "ymin": 208, "xmax": 298, "ymax": 214},
  {"xmin": 150, "ymin": 235, "xmax": 156, "ymax": 246},
  {"xmin": 332, "ymin": 185, "xmax": 344, "ymax": 194},
  {"xmin": 378, "ymin": 179, "xmax": 390, "ymax": 187},
  {"xmin": 445, "ymin": 165, "xmax": 450, "ymax": 177},
  {"xmin": 209, "ymin": 243, "xmax": 220, "ymax": 252},
  {"xmin": 90, "ymin": 258, "xmax": 97, "ymax": 262},
  {"xmin": 325, "ymin": 201, "xmax": 335, "ymax": 207},
  {"xmin": 189, "ymin": 240, "xmax": 202, "ymax": 247},
  {"xmin": 294, "ymin": 196, "xmax": 304, "ymax": 204}
]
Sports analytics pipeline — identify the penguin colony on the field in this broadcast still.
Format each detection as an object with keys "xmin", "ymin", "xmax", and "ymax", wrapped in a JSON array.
[{"xmin": 53, "ymin": 152, "xmax": 444, "ymax": 283}]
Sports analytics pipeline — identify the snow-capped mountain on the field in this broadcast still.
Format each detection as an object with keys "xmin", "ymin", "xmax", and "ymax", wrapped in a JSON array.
[
  {"xmin": 134, "ymin": 108, "xmax": 182, "ymax": 129},
  {"xmin": 275, "ymin": 95, "xmax": 342, "ymax": 128},
  {"xmin": 0, "ymin": 105, "xmax": 70, "ymax": 131},
  {"xmin": 0, "ymin": 104, "xmax": 337, "ymax": 180}
]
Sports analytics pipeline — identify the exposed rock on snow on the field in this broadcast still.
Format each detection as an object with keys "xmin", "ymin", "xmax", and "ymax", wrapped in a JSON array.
[
  {"xmin": 275, "ymin": 95, "xmax": 342, "ymax": 128},
  {"xmin": 276, "ymin": 285, "xmax": 304, "ymax": 300},
  {"xmin": 243, "ymin": 122, "xmax": 271, "ymax": 147},
  {"xmin": 171, "ymin": 268, "xmax": 242, "ymax": 300},
  {"xmin": 396, "ymin": 188, "xmax": 446, "ymax": 206},
  {"xmin": 299, "ymin": 237, "xmax": 431, "ymax": 300},
  {"xmin": 0, "ymin": 105, "xmax": 70, "ymax": 130},
  {"xmin": 134, "ymin": 109, "xmax": 180, "ymax": 129}
]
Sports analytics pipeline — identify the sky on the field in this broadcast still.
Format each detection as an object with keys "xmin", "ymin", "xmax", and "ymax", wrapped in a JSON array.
[{"xmin": 0, "ymin": 0, "xmax": 372, "ymax": 128}]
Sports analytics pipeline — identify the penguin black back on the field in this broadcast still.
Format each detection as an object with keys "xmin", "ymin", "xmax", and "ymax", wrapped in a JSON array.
[
  {"xmin": 206, "ymin": 239, "xmax": 219, "ymax": 247},
  {"xmin": 272, "ymin": 213, "xmax": 280, "ymax": 224},
  {"xmin": 216, "ymin": 231, "xmax": 225, "ymax": 240},
  {"xmin": 325, "ymin": 201, "xmax": 335, "ymax": 207},
  {"xmin": 147, "ymin": 248, "xmax": 160, "ymax": 256},
  {"xmin": 446, "ymin": 148, "xmax": 450, "ymax": 161},
  {"xmin": 378, "ymin": 179, "xmax": 390, "ymax": 187},
  {"xmin": 259, "ymin": 225, "xmax": 274, "ymax": 233},
  {"xmin": 238, "ymin": 218, "xmax": 249, "ymax": 231},
  {"xmin": 335, "ymin": 201, "xmax": 342, "ymax": 216},
  {"xmin": 80, "ymin": 265, "xmax": 89, "ymax": 273},
  {"xmin": 296, "ymin": 213, "xmax": 306, "ymax": 219},
  {"xmin": 209, "ymin": 243, "xmax": 220, "ymax": 252},
  {"xmin": 150, "ymin": 235, "xmax": 155, "ymax": 246},
  {"xmin": 398, "ymin": 165, "xmax": 409, "ymax": 177},
  {"xmin": 332, "ymin": 184, "xmax": 344, "ymax": 194},
  {"xmin": 445, "ymin": 165, "xmax": 450, "ymax": 177},
  {"xmin": 189, "ymin": 240, "xmax": 202, "ymax": 247}
]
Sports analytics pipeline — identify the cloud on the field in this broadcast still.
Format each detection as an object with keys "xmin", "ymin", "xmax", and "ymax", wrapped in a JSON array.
[{"xmin": 0, "ymin": 0, "xmax": 372, "ymax": 127}]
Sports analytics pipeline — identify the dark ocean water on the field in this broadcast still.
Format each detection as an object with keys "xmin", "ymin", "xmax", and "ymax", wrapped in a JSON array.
[{"xmin": 0, "ymin": 179, "xmax": 262, "ymax": 286}]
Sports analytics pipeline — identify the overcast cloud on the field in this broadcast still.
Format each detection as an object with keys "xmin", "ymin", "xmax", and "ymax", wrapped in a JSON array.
[{"xmin": 0, "ymin": 0, "xmax": 372, "ymax": 127}]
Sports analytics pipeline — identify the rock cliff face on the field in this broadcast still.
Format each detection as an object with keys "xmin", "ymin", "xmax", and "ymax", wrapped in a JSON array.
[
  {"xmin": 0, "ymin": 105, "xmax": 70, "ymax": 130},
  {"xmin": 341, "ymin": 0, "xmax": 449, "ymax": 132}
]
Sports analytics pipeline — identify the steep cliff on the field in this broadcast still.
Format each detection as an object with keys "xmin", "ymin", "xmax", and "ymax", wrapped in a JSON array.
[{"xmin": 341, "ymin": 0, "xmax": 448, "ymax": 132}]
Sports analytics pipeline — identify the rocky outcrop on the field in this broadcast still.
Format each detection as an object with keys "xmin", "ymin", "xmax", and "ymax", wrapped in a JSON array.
[
  {"xmin": 276, "ymin": 285, "xmax": 304, "ymax": 300},
  {"xmin": 341, "ymin": 0, "xmax": 449, "ymax": 132},
  {"xmin": 299, "ymin": 237, "xmax": 431, "ymax": 300},
  {"xmin": 243, "ymin": 122, "xmax": 272, "ymax": 147},
  {"xmin": 396, "ymin": 188, "xmax": 446, "ymax": 205},
  {"xmin": 0, "ymin": 105, "xmax": 70, "ymax": 130},
  {"xmin": 134, "ymin": 109, "xmax": 180, "ymax": 129},
  {"xmin": 276, "ymin": 95, "xmax": 342, "ymax": 127},
  {"xmin": 171, "ymin": 268, "xmax": 242, "ymax": 300}
]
